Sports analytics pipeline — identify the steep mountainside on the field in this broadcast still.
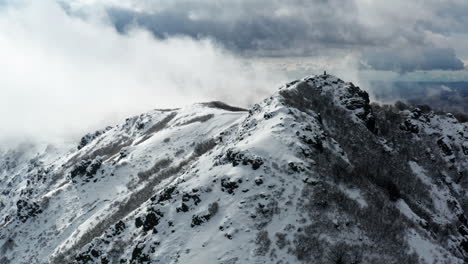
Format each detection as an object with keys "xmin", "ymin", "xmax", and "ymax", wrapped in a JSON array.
[{"xmin": 1, "ymin": 74, "xmax": 468, "ymax": 264}]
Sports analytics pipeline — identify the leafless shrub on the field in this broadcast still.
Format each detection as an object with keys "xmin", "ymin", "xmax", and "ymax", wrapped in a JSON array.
[
  {"xmin": 254, "ymin": 231, "xmax": 271, "ymax": 256},
  {"xmin": 178, "ymin": 114, "xmax": 214, "ymax": 126},
  {"xmin": 137, "ymin": 158, "xmax": 172, "ymax": 181},
  {"xmin": 453, "ymin": 112, "xmax": 468, "ymax": 123},
  {"xmin": 326, "ymin": 242, "xmax": 362, "ymax": 264},
  {"xmin": 134, "ymin": 112, "xmax": 177, "ymax": 145},
  {"xmin": 193, "ymin": 139, "xmax": 217, "ymax": 157},
  {"xmin": 394, "ymin": 101, "xmax": 409, "ymax": 111},
  {"xmin": 201, "ymin": 101, "xmax": 247, "ymax": 112}
]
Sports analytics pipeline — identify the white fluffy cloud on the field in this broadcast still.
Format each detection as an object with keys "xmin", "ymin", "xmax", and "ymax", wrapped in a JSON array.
[
  {"xmin": 2, "ymin": 0, "xmax": 467, "ymax": 146},
  {"xmin": 0, "ymin": 0, "xmax": 286, "ymax": 144}
]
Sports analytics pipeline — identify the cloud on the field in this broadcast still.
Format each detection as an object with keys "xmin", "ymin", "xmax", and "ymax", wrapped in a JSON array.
[
  {"xmin": 63, "ymin": 0, "xmax": 388, "ymax": 57},
  {"xmin": 120, "ymin": 2, "xmax": 383, "ymax": 57},
  {"xmin": 2, "ymin": 0, "xmax": 468, "ymax": 147},
  {"xmin": 363, "ymin": 47, "xmax": 465, "ymax": 73},
  {"xmin": 61, "ymin": 0, "xmax": 468, "ymax": 74},
  {"xmin": 65, "ymin": 1, "xmax": 468, "ymax": 52},
  {"xmin": 0, "ymin": 0, "xmax": 287, "ymax": 145}
]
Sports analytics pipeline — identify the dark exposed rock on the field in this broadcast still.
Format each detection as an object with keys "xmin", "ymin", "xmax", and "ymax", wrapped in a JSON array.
[
  {"xmin": 142, "ymin": 212, "xmax": 160, "ymax": 232},
  {"xmin": 254, "ymin": 177, "xmax": 264, "ymax": 186},
  {"xmin": 411, "ymin": 108, "xmax": 422, "ymax": 119},
  {"xmin": 458, "ymin": 225, "xmax": 468, "ymax": 236},
  {"xmin": 299, "ymin": 134, "xmax": 324, "ymax": 152},
  {"xmin": 400, "ymin": 119, "xmax": 419, "ymax": 134},
  {"xmin": 221, "ymin": 178, "xmax": 240, "ymax": 194},
  {"xmin": 437, "ymin": 137, "xmax": 453, "ymax": 156},
  {"xmin": 176, "ymin": 203, "xmax": 190, "ymax": 213},
  {"xmin": 70, "ymin": 158, "xmax": 102, "ymax": 182},
  {"xmin": 191, "ymin": 202, "xmax": 219, "ymax": 227},
  {"xmin": 302, "ymin": 177, "xmax": 319, "ymax": 185},
  {"xmin": 112, "ymin": 221, "xmax": 126, "ymax": 236},
  {"xmin": 75, "ymin": 245, "xmax": 104, "ymax": 264},
  {"xmin": 135, "ymin": 217, "xmax": 143, "ymax": 228},
  {"xmin": 264, "ymin": 113, "xmax": 273, "ymax": 119},
  {"xmin": 251, "ymin": 159, "xmax": 263, "ymax": 170},
  {"xmin": 77, "ymin": 127, "xmax": 112, "ymax": 150},
  {"xmin": 288, "ymin": 162, "xmax": 305, "ymax": 173},
  {"xmin": 461, "ymin": 240, "xmax": 468, "ymax": 254},
  {"xmin": 285, "ymin": 80, "xmax": 299, "ymax": 88},
  {"xmin": 70, "ymin": 160, "xmax": 91, "ymax": 179},
  {"xmin": 462, "ymin": 143, "xmax": 468, "ymax": 155},
  {"xmin": 16, "ymin": 200, "xmax": 42, "ymax": 223},
  {"xmin": 135, "ymin": 209, "xmax": 163, "ymax": 232},
  {"xmin": 191, "ymin": 215, "xmax": 204, "ymax": 227},
  {"xmin": 459, "ymin": 215, "xmax": 468, "ymax": 226},
  {"xmin": 75, "ymin": 252, "xmax": 94, "ymax": 263},
  {"xmin": 130, "ymin": 243, "xmax": 150, "ymax": 264},
  {"xmin": 182, "ymin": 192, "xmax": 201, "ymax": 205},
  {"xmin": 224, "ymin": 149, "xmax": 264, "ymax": 170},
  {"xmin": 87, "ymin": 159, "xmax": 102, "ymax": 177},
  {"xmin": 154, "ymin": 186, "xmax": 177, "ymax": 203},
  {"xmin": 341, "ymin": 83, "xmax": 378, "ymax": 134}
]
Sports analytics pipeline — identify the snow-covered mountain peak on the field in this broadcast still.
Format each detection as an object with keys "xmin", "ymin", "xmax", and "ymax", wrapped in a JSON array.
[
  {"xmin": 272, "ymin": 73, "xmax": 377, "ymax": 133},
  {"xmin": 1, "ymin": 75, "xmax": 468, "ymax": 264}
]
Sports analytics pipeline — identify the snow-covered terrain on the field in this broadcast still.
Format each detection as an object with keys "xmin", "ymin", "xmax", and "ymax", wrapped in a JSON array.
[{"xmin": 1, "ymin": 74, "xmax": 467, "ymax": 264}]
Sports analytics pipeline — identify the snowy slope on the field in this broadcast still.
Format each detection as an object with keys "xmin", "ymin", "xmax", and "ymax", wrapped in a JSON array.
[{"xmin": 1, "ymin": 74, "xmax": 467, "ymax": 264}]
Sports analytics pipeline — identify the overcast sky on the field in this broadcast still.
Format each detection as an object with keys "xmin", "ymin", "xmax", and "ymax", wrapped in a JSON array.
[
  {"xmin": 1, "ymin": 0, "xmax": 468, "ymax": 144},
  {"xmin": 62, "ymin": 0, "xmax": 468, "ymax": 72}
]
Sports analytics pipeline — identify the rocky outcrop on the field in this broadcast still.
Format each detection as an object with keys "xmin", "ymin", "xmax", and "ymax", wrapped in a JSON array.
[{"xmin": 77, "ymin": 127, "xmax": 112, "ymax": 150}]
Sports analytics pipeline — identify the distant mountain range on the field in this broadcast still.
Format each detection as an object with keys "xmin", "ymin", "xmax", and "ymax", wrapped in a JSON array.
[{"xmin": 371, "ymin": 81, "xmax": 468, "ymax": 115}]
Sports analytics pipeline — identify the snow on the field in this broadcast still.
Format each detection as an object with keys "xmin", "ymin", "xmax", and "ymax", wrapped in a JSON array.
[
  {"xmin": 413, "ymin": 110, "xmax": 468, "ymax": 178},
  {"xmin": 409, "ymin": 161, "xmax": 432, "ymax": 185},
  {"xmin": 408, "ymin": 161, "xmax": 459, "ymax": 225},
  {"xmin": 1, "ymin": 74, "xmax": 467, "ymax": 263},
  {"xmin": 338, "ymin": 184, "xmax": 368, "ymax": 208},
  {"xmin": 396, "ymin": 199, "xmax": 427, "ymax": 226},
  {"xmin": 407, "ymin": 229, "xmax": 463, "ymax": 264}
]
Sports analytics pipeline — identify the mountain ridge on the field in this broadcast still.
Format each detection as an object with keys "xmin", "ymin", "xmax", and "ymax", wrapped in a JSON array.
[{"xmin": 1, "ymin": 74, "xmax": 468, "ymax": 264}]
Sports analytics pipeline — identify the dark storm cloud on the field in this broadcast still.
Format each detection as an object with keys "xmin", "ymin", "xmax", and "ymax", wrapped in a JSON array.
[
  {"xmin": 419, "ymin": 2, "xmax": 468, "ymax": 34},
  {"xmin": 364, "ymin": 48, "xmax": 465, "ymax": 73},
  {"xmin": 75, "ymin": 0, "xmax": 468, "ymax": 72},
  {"xmin": 103, "ymin": 0, "xmax": 382, "ymax": 56}
]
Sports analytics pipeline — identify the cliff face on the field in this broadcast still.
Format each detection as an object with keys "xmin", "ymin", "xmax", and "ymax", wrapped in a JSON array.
[{"xmin": 1, "ymin": 74, "xmax": 467, "ymax": 264}]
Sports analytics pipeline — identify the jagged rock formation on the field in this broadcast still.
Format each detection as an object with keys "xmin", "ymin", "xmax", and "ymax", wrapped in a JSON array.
[{"xmin": 1, "ymin": 74, "xmax": 467, "ymax": 264}]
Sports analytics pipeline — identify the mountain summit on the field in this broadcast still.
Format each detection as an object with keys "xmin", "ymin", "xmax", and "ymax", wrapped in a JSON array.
[{"xmin": 1, "ymin": 74, "xmax": 468, "ymax": 264}]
